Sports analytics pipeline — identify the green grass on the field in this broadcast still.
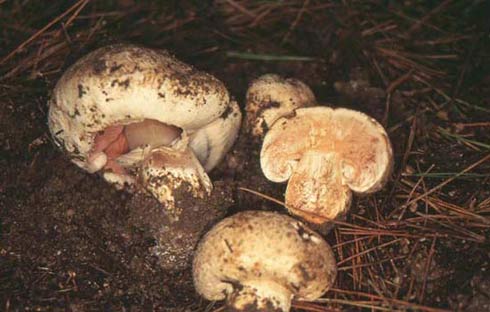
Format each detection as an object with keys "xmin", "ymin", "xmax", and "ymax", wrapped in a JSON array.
[
  {"xmin": 438, "ymin": 127, "xmax": 490, "ymax": 150},
  {"xmin": 226, "ymin": 51, "xmax": 320, "ymax": 62}
]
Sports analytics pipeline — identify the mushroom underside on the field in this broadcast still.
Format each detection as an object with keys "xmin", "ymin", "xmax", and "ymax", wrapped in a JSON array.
[
  {"xmin": 261, "ymin": 107, "xmax": 392, "ymax": 224},
  {"xmin": 87, "ymin": 99, "xmax": 241, "ymax": 179},
  {"xmin": 87, "ymin": 119, "xmax": 184, "ymax": 175},
  {"xmin": 262, "ymin": 108, "xmax": 391, "ymax": 191}
]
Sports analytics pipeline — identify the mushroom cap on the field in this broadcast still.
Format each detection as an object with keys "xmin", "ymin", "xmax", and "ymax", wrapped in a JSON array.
[
  {"xmin": 193, "ymin": 210, "xmax": 337, "ymax": 310},
  {"xmin": 260, "ymin": 107, "xmax": 393, "ymax": 224},
  {"xmin": 48, "ymin": 44, "xmax": 232, "ymax": 172},
  {"xmin": 189, "ymin": 100, "xmax": 242, "ymax": 171},
  {"xmin": 245, "ymin": 74, "xmax": 315, "ymax": 137}
]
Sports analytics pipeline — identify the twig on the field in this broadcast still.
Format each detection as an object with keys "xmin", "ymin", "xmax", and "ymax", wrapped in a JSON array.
[
  {"xmin": 455, "ymin": 122, "xmax": 490, "ymax": 128},
  {"xmin": 400, "ymin": 153, "xmax": 490, "ymax": 210},
  {"xmin": 223, "ymin": 0, "xmax": 256, "ymax": 18},
  {"xmin": 337, "ymin": 239, "xmax": 403, "ymax": 265},
  {"xmin": 226, "ymin": 51, "xmax": 320, "ymax": 62},
  {"xmin": 405, "ymin": 0, "xmax": 453, "ymax": 37},
  {"xmin": 282, "ymin": 0, "xmax": 310, "ymax": 43},
  {"xmin": 329, "ymin": 288, "xmax": 451, "ymax": 312},
  {"xmin": 0, "ymin": 0, "xmax": 89, "ymax": 65},
  {"xmin": 419, "ymin": 237, "xmax": 437, "ymax": 303}
]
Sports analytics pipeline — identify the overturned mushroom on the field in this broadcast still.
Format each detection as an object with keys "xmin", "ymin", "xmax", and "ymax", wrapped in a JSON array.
[
  {"xmin": 246, "ymin": 74, "xmax": 316, "ymax": 138},
  {"xmin": 261, "ymin": 107, "xmax": 393, "ymax": 225},
  {"xmin": 48, "ymin": 44, "xmax": 241, "ymax": 269},
  {"xmin": 193, "ymin": 210, "xmax": 337, "ymax": 312}
]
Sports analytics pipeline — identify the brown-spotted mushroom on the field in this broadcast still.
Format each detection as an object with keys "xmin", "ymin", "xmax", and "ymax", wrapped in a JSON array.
[
  {"xmin": 193, "ymin": 210, "xmax": 337, "ymax": 312},
  {"xmin": 48, "ymin": 44, "xmax": 241, "ymax": 217},
  {"xmin": 245, "ymin": 74, "xmax": 316, "ymax": 138},
  {"xmin": 261, "ymin": 107, "xmax": 393, "ymax": 225}
]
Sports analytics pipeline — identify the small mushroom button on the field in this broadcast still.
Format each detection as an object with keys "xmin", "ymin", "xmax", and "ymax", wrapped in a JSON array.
[{"xmin": 246, "ymin": 74, "xmax": 316, "ymax": 138}]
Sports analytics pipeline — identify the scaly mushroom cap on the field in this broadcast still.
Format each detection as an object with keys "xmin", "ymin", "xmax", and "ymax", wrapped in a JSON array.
[
  {"xmin": 261, "ymin": 107, "xmax": 393, "ymax": 224},
  {"xmin": 48, "ymin": 44, "xmax": 241, "ymax": 213},
  {"xmin": 193, "ymin": 211, "xmax": 337, "ymax": 312},
  {"xmin": 246, "ymin": 74, "xmax": 315, "ymax": 137}
]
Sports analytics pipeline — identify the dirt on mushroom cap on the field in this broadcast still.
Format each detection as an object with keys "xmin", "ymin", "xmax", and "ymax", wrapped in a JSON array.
[
  {"xmin": 48, "ymin": 44, "xmax": 233, "ymax": 171},
  {"xmin": 192, "ymin": 211, "xmax": 337, "ymax": 308},
  {"xmin": 245, "ymin": 74, "xmax": 316, "ymax": 138}
]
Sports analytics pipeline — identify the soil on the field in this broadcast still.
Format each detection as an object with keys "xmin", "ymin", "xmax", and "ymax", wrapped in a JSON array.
[{"xmin": 1, "ymin": 1, "xmax": 490, "ymax": 311}]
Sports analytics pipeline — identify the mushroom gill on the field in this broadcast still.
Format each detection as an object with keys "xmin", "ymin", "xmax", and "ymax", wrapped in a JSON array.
[
  {"xmin": 261, "ymin": 107, "xmax": 393, "ymax": 227},
  {"xmin": 88, "ymin": 119, "xmax": 182, "ymax": 175}
]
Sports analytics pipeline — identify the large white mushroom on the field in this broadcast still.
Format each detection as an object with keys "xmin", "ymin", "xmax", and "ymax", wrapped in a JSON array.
[
  {"xmin": 48, "ymin": 44, "xmax": 241, "ymax": 217},
  {"xmin": 261, "ymin": 107, "xmax": 393, "ymax": 225},
  {"xmin": 193, "ymin": 210, "xmax": 337, "ymax": 312}
]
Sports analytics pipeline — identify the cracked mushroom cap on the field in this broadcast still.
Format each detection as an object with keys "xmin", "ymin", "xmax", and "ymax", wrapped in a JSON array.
[
  {"xmin": 48, "ymin": 44, "xmax": 241, "ymax": 210},
  {"xmin": 246, "ymin": 74, "xmax": 316, "ymax": 138},
  {"xmin": 261, "ymin": 107, "xmax": 393, "ymax": 225},
  {"xmin": 193, "ymin": 210, "xmax": 337, "ymax": 312}
]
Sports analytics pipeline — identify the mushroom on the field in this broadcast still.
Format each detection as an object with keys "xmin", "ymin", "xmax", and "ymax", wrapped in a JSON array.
[
  {"xmin": 245, "ymin": 74, "xmax": 316, "ymax": 138},
  {"xmin": 260, "ymin": 107, "xmax": 393, "ymax": 225},
  {"xmin": 48, "ymin": 44, "xmax": 241, "ymax": 215},
  {"xmin": 193, "ymin": 210, "xmax": 337, "ymax": 312}
]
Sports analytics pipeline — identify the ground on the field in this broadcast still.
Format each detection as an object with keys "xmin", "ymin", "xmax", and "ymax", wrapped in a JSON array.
[{"xmin": 1, "ymin": 1, "xmax": 490, "ymax": 311}]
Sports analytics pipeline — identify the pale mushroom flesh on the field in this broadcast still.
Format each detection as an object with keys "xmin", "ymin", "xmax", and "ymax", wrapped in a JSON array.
[{"xmin": 261, "ymin": 107, "xmax": 393, "ymax": 224}]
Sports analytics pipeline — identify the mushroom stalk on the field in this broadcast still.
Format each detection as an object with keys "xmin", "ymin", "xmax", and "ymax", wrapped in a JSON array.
[
  {"xmin": 141, "ymin": 146, "xmax": 212, "ymax": 221},
  {"xmin": 228, "ymin": 280, "xmax": 292, "ymax": 312},
  {"xmin": 286, "ymin": 151, "xmax": 351, "ymax": 224}
]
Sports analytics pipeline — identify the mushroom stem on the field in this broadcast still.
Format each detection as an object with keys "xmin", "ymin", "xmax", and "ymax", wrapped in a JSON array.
[
  {"xmin": 285, "ymin": 151, "xmax": 351, "ymax": 224},
  {"xmin": 140, "ymin": 147, "xmax": 212, "ymax": 221},
  {"xmin": 227, "ymin": 280, "xmax": 292, "ymax": 312}
]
